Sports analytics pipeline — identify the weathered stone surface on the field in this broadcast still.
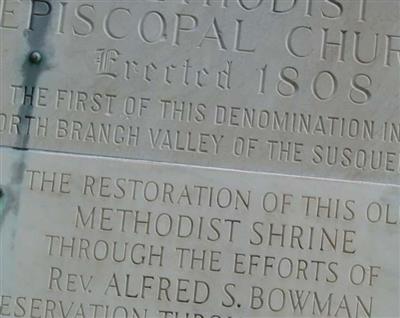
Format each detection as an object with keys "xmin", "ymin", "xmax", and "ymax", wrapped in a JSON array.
[
  {"xmin": 1, "ymin": 148, "xmax": 399, "ymax": 317},
  {"xmin": 0, "ymin": 0, "xmax": 399, "ymax": 317},
  {"xmin": 1, "ymin": 0, "xmax": 399, "ymax": 183}
]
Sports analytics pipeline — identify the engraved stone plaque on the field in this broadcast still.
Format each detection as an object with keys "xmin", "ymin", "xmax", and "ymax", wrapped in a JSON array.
[{"xmin": 0, "ymin": 0, "xmax": 399, "ymax": 317}]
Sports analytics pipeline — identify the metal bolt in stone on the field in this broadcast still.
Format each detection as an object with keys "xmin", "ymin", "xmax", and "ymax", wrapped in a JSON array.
[{"xmin": 29, "ymin": 51, "xmax": 42, "ymax": 64}]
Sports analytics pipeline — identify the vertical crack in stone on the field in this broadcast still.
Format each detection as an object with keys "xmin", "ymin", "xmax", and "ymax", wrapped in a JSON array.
[{"xmin": 0, "ymin": 2, "xmax": 53, "ymax": 231}]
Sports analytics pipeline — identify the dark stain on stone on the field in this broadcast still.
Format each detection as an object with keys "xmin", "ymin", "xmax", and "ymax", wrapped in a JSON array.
[{"xmin": 0, "ymin": 1, "xmax": 54, "ymax": 230}]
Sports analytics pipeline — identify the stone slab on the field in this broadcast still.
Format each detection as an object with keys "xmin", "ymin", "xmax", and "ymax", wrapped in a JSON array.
[
  {"xmin": 0, "ymin": 147, "xmax": 399, "ymax": 317},
  {"xmin": 1, "ymin": 1, "xmax": 399, "ymax": 317},
  {"xmin": 0, "ymin": 0, "xmax": 399, "ymax": 183}
]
